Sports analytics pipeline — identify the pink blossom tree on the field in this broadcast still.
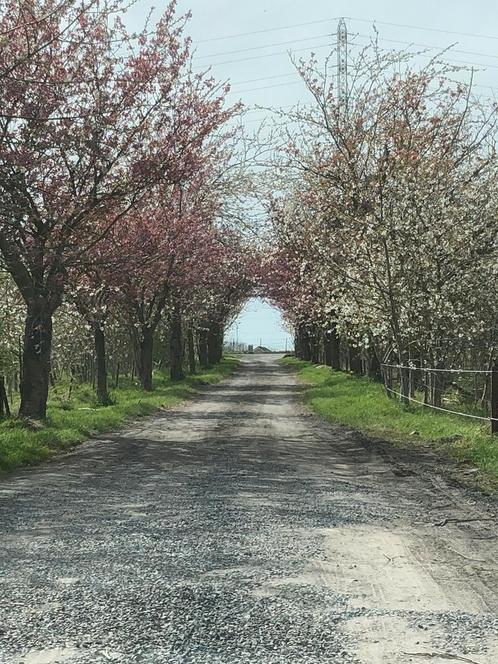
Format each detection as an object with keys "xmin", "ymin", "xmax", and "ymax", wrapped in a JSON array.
[{"xmin": 0, "ymin": 0, "xmax": 234, "ymax": 418}]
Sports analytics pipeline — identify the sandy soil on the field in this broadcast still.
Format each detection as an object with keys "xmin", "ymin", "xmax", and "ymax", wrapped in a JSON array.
[{"xmin": 0, "ymin": 354, "xmax": 497, "ymax": 663}]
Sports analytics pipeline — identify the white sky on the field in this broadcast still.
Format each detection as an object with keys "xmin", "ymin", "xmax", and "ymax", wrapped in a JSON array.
[
  {"xmin": 226, "ymin": 298, "xmax": 293, "ymax": 351},
  {"xmin": 126, "ymin": 0, "xmax": 498, "ymax": 119},
  {"xmin": 124, "ymin": 0, "xmax": 498, "ymax": 347}
]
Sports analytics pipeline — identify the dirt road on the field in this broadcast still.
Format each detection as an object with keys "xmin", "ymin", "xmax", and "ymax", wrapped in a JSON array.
[{"xmin": 1, "ymin": 354, "xmax": 498, "ymax": 663}]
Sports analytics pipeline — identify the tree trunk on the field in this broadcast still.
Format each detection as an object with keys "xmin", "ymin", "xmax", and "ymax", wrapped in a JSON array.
[
  {"xmin": 399, "ymin": 351, "xmax": 411, "ymax": 405},
  {"xmin": 294, "ymin": 328, "xmax": 302, "ymax": 359},
  {"xmin": 187, "ymin": 328, "xmax": 196, "ymax": 375},
  {"xmin": 207, "ymin": 321, "xmax": 223, "ymax": 365},
  {"xmin": 296, "ymin": 324, "xmax": 311, "ymax": 361},
  {"xmin": 324, "ymin": 331, "xmax": 332, "ymax": 367},
  {"xmin": 368, "ymin": 349, "xmax": 382, "ymax": 381},
  {"xmin": 198, "ymin": 327, "xmax": 209, "ymax": 368},
  {"xmin": 170, "ymin": 308, "xmax": 185, "ymax": 381},
  {"xmin": 431, "ymin": 361, "xmax": 446, "ymax": 407},
  {"xmin": 0, "ymin": 375, "xmax": 10, "ymax": 419},
  {"xmin": 135, "ymin": 327, "xmax": 154, "ymax": 391},
  {"xmin": 310, "ymin": 325, "xmax": 320, "ymax": 364},
  {"xmin": 329, "ymin": 325, "xmax": 341, "ymax": 370},
  {"xmin": 349, "ymin": 345, "xmax": 362, "ymax": 376},
  {"xmin": 94, "ymin": 326, "xmax": 110, "ymax": 405},
  {"xmin": 19, "ymin": 303, "xmax": 53, "ymax": 420}
]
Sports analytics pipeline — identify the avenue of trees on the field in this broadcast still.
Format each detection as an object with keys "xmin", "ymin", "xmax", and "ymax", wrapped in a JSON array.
[
  {"xmin": 0, "ymin": 0, "xmax": 254, "ymax": 419},
  {"xmin": 264, "ymin": 45, "xmax": 498, "ymax": 410},
  {"xmin": 1, "ymin": 4, "xmax": 497, "ymax": 425}
]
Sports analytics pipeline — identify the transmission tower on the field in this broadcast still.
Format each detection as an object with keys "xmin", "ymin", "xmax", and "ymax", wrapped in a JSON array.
[{"xmin": 337, "ymin": 18, "xmax": 348, "ymax": 118}]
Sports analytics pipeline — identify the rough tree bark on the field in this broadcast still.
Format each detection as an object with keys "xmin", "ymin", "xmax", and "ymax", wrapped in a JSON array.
[
  {"xmin": 324, "ymin": 325, "xmax": 341, "ymax": 370},
  {"xmin": 296, "ymin": 324, "xmax": 311, "ymax": 361},
  {"xmin": 368, "ymin": 349, "xmax": 382, "ymax": 381},
  {"xmin": 431, "ymin": 360, "xmax": 446, "ymax": 407},
  {"xmin": 19, "ymin": 302, "xmax": 54, "ymax": 420},
  {"xmin": 0, "ymin": 375, "xmax": 10, "ymax": 419},
  {"xmin": 135, "ymin": 327, "xmax": 154, "ymax": 391},
  {"xmin": 310, "ymin": 325, "xmax": 320, "ymax": 364},
  {"xmin": 207, "ymin": 321, "xmax": 223, "ymax": 365},
  {"xmin": 349, "ymin": 345, "xmax": 363, "ymax": 376},
  {"xmin": 198, "ymin": 327, "xmax": 209, "ymax": 368}
]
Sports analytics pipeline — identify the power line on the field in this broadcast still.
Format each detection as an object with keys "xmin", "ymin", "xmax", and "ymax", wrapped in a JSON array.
[
  {"xmin": 229, "ymin": 79, "xmax": 308, "ymax": 96},
  {"xmin": 354, "ymin": 33, "xmax": 498, "ymax": 62},
  {"xmin": 195, "ymin": 37, "xmax": 498, "ymax": 79},
  {"xmin": 196, "ymin": 18, "xmax": 341, "ymax": 44},
  {"xmin": 345, "ymin": 16, "xmax": 498, "ymax": 43},
  {"xmin": 195, "ymin": 41, "xmax": 335, "ymax": 69},
  {"xmin": 195, "ymin": 33, "xmax": 333, "ymax": 61},
  {"xmin": 195, "ymin": 15, "xmax": 498, "ymax": 47},
  {"xmin": 232, "ymin": 73, "xmax": 297, "ymax": 87}
]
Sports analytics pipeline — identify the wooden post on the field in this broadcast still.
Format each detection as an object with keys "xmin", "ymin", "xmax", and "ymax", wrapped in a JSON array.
[{"xmin": 491, "ymin": 363, "xmax": 498, "ymax": 435}]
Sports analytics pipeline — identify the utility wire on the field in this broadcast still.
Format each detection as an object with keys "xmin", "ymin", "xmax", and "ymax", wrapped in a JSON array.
[
  {"xmin": 194, "ymin": 42, "xmax": 335, "ymax": 69},
  {"xmin": 353, "ymin": 33, "xmax": 498, "ymax": 62},
  {"xmin": 229, "ymin": 79, "xmax": 308, "ymax": 95},
  {"xmin": 195, "ymin": 32, "xmax": 498, "ymax": 68},
  {"xmin": 196, "ymin": 15, "xmax": 498, "ymax": 47},
  {"xmin": 196, "ymin": 36, "xmax": 498, "ymax": 78},
  {"xmin": 195, "ymin": 33, "xmax": 333, "ymax": 60},
  {"xmin": 196, "ymin": 18, "xmax": 341, "ymax": 44},
  {"xmin": 345, "ymin": 16, "xmax": 498, "ymax": 43},
  {"xmin": 232, "ymin": 73, "xmax": 297, "ymax": 87}
]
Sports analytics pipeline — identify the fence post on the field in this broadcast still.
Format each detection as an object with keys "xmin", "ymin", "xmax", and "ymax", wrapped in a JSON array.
[{"xmin": 492, "ymin": 363, "xmax": 498, "ymax": 435}]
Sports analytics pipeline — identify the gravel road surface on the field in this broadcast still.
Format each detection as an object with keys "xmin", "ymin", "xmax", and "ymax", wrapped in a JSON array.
[{"xmin": 1, "ymin": 354, "xmax": 498, "ymax": 664}]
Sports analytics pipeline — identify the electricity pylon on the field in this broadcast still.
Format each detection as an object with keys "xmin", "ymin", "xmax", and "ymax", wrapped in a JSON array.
[{"xmin": 337, "ymin": 18, "xmax": 348, "ymax": 119}]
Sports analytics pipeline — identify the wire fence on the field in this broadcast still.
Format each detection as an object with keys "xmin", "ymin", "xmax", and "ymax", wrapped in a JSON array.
[{"xmin": 380, "ymin": 363, "xmax": 498, "ymax": 433}]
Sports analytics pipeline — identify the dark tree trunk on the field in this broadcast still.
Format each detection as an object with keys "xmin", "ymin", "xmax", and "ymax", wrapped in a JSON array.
[
  {"xmin": 296, "ymin": 324, "xmax": 311, "ymax": 361},
  {"xmin": 19, "ymin": 303, "xmax": 53, "ymax": 420},
  {"xmin": 294, "ymin": 328, "xmax": 302, "ymax": 359},
  {"xmin": 207, "ymin": 321, "xmax": 223, "ymax": 365},
  {"xmin": 94, "ymin": 326, "xmax": 110, "ymax": 405},
  {"xmin": 349, "ymin": 345, "xmax": 362, "ymax": 376},
  {"xmin": 431, "ymin": 361, "xmax": 446, "ymax": 407},
  {"xmin": 187, "ymin": 328, "xmax": 196, "ymax": 375},
  {"xmin": 135, "ymin": 327, "xmax": 154, "ymax": 391},
  {"xmin": 323, "ymin": 326, "xmax": 341, "ymax": 369},
  {"xmin": 324, "ymin": 331, "xmax": 333, "ymax": 367},
  {"xmin": 330, "ymin": 325, "xmax": 341, "ymax": 370},
  {"xmin": 198, "ymin": 328, "xmax": 209, "ymax": 368},
  {"xmin": 368, "ymin": 349, "xmax": 382, "ymax": 381},
  {"xmin": 310, "ymin": 325, "xmax": 320, "ymax": 364},
  {"xmin": 0, "ymin": 375, "xmax": 10, "ymax": 419},
  {"xmin": 170, "ymin": 308, "xmax": 185, "ymax": 381}
]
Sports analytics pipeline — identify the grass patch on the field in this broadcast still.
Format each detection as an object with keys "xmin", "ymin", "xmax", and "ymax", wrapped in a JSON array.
[
  {"xmin": 281, "ymin": 357, "xmax": 498, "ymax": 487},
  {"xmin": 0, "ymin": 357, "xmax": 239, "ymax": 473}
]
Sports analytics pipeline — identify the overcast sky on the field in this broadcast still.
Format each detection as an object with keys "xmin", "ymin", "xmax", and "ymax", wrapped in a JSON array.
[
  {"xmin": 125, "ymin": 0, "xmax": 498, "ymax": 349},
  {"xmin": 126, "ymin": 0, "xmax": 498, "ymax": 117}
]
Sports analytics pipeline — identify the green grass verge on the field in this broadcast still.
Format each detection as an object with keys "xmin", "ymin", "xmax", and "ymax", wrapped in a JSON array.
[
  {"xmin": 281, "ymin": 357, "xmax": 498, "ymax": 487},
  {"xmin": 0, "ymin": 357, "xmax": 239, "ymax": 473}
]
